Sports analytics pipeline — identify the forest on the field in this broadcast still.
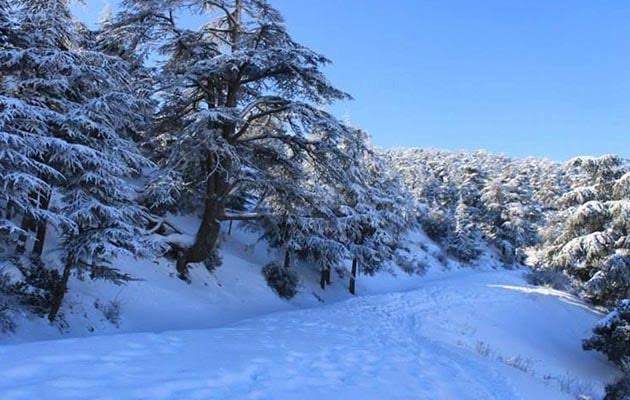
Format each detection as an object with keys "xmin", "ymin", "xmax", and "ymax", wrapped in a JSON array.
[{"xmin": 1, "ymin": 1, "xmax": 629, "ymax": 399}]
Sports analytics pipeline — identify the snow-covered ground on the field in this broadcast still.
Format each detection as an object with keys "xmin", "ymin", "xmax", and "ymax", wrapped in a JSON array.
[
  {"xmin": 0, "ymin": 226, "xmax": 619, "ymax": 399},
  {"xmin": 2, "ymin": 224, "xmax": 450, "ymax": 343},
  {"xmin": 0, "ymin": 268, "xmax": 617, "ymax": 399}
]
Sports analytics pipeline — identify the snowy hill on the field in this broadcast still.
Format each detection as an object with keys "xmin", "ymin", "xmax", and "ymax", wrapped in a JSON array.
[
  {"xmin": 0, "ymin": 268, "xmax": 616, "ymax": 400},
  {"xmin": 2, "ymin": 223, "xmax": 449, "ymax": 343}
]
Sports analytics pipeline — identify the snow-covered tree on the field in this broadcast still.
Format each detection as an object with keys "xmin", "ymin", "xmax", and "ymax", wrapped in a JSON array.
[
  {"xmin": 521, "ymin": 157, "xmax": 568, "ymax": 212},
  {"xmin": 480, "ymin": 170, "xmax": 541, "ymax": 264},
  {"xmin": 448, "ymin": 166, "xmax": 485, "ymax": 261},
  {"xmin": 385, "ymin": 148, "xmax": 572, "ymax": 266},
  {"xmin": 251, "ymin": 192, "xmax": 343, "ymax": 283},
  {"xmin": 1, "ymin": 0, "xmax": 157, "ymax": 322},
  {"xmin": 0, "ymin": 0, "xmax": 13, "ymax": 44},
  {"xmin": 250, "ymin": 130, "xmax": 417, "ymax": 294},
  {"xmin": 540, "ymin": 155, "xmax": 630, "ymax": 306},
  {"xmin": 0, "ymin": 0, "xmax": 69, "ymax": 311},
  {"xmin": 584, "ymin": 299, "xmax": 630, "ymax": 400},
  {"xmin": 444, "ymin": 197, "xmax": 482, "ymax": 262},
  {"xmin": 111, "ymin": 0, "xmax": 368, "ymax": 281},
  {"xmin": 1, "ymin": 0, "xmax": 65, "ymax": 241},
  {"xmin": 584, "ymin": 299, "xmax": 630, "ymax": 365},
  {"xmin": 335, "ymin": 136, "xmax": 418, "ymax": 290}
]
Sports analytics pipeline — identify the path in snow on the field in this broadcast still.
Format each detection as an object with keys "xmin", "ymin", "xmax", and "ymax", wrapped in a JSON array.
[{"xmin": 0, "ymin": 270, "xmax": 617, "ymax": 400}]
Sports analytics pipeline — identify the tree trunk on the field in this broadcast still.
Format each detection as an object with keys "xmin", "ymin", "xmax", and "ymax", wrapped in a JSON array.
[
  {"xmin": 283, "ymin": 249, "xmax": 291, "ymax": 269},
  {"xmin": 175, "ymin": 0, "xmax": 243, "ymax": 282},
  {"xmin": 349, "ymin": 258, "xmax": 358, "ymax": 295},
  {"xmin": 325, "ymin": 264, "xmax": 332, "ymax": 285},
  {"xmin": 319, "ymin": 264, "xmax": 333, "ymax": 289},
  {"xmin": 15, "ymin": 214, "xmax": 36, "ymax": 254},
  {"xmin": 16, "ymin": 191, "xmax": 47, "ymax": 254},
  {"xmin": 32, "ymin": 190, "xmax": 51, "ymax": 256},
  {"xmin": 175, "ymin": 199, "xmax": 222, "ymax": 281},
  {"xmin": 48, "ymin": 259, "xmax": 72, "ymax": 323},
  {"xmin": 176, "ymin": 155, "xmax": 228, "ymax": 281},
  {"xmin": 320, "ymin": 266, "xmax": 327, "ymax": 290},
  {"xmin": 3, "ymin": 200, "xmax": 14, "ymax": 219}
]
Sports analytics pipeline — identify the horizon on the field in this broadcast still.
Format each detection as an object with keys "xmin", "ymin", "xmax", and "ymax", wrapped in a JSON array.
[{"xmin": 74, "ymin": 0, "xmax": 630, "ymax": 161}]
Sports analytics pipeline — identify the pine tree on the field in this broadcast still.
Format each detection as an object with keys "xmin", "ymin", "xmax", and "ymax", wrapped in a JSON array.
[
  {"xmin": 443, "ymin": 165, "xmax": 485, "ymax": 262},
  {"xmin": 540, "ymin": 156, "xmax": 630, "ymax": 305},
  {"xmin": 1, "ymin": 0, "xmax": 157, "ymax": 322},
  {"xmin": 584, "ymin": 299, "xmax": 630, "ymax": 366},
  {"xmin": 112, "ymin": 0, "xmax": 366, "ymax": 281},
  {"xmin": 248, "ymin": 130, "xmax": 417, "ymax": 294},
  {"xmin": 481, "ymin": 170, "xmax": 540, "ymax": 264},
  {"xmin": 340, "ymin": 137, "xmax": 417, "ymax": 276},
  {"xmin": 584, "ymin": 300, "xmax": 630, "ymax": 399},
  {"xmin": 445, "ymin": 197, "xmax": 482, "ymax": 262},
  {"xmin": 251, "ymin": 190, "xmax": 344, "ymax": 282},
  {"xmin": 1, "ymin": 0, "xmax": 68, "ymax": 286}
]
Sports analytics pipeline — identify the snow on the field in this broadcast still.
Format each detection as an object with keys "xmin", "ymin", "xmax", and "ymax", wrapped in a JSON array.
[
  {"xmin": 0, "ymin": 225, "xmax": 441, "ymax": 342},
  {"xmin": 0, "ymin": 235, "xmax": 618, "ymax": 399}
]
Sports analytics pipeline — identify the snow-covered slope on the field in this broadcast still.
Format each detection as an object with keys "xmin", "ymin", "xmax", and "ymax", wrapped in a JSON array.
[
  {"xmin": 2, "ymin": 224, "xmax": 447, "ymax": 343},
  {"xmin": 0, "ymin": 269, "xmax": 617, "ymax": 399}
]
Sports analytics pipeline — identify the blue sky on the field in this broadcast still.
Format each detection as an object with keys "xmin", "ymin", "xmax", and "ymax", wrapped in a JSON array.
[{"xmin": 74, "ymin": 0, "xmax": 630, "ymax": 160}]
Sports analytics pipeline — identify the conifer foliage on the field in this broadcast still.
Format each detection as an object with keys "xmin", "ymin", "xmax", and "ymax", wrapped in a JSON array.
[
  {"xmin": 110, "ymin": 0, "xmax": 385, "ymax": 281},
  {"xmin": 386, "ymin": 150, "xmax": 629, "ymax": 306},
  {"xmin": 584, "ymin": 300, "xmax": 630, "ymax": 400},
  {"xmin": 385, "ymin": 149, "xmax": 545, "ymax": 265},
  {"xmin": 0, "ymin": 0, "xmax": 420, "ymax": 329},
  {"xmin": 540, "ymin": 155, "xmax": 630, "ymax": 306},
  {"xmin": 1, "ymin": 0, "xmax": 155, "ymax": 324}
]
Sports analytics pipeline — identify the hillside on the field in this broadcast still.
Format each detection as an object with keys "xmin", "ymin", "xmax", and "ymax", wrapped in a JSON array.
[{"xmin": 1, "ymin": 223, "xmax": 442, "ymax": 343}]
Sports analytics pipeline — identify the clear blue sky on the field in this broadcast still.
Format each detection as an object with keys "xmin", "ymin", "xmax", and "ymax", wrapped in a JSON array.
[{"xmin": 74, "ymin": 0, "xmax": 630, "ymax": 160}]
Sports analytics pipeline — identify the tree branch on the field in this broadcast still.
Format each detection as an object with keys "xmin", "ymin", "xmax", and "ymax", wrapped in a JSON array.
[
  {"xmin": 233, "ymin": 106, "xmax": 289, "ymax": 141},
  {"xmin": 219, "ymin": 212, "xmax": 266, "ymax": 221}
]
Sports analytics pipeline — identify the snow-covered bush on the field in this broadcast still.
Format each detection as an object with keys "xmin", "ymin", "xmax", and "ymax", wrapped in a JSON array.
[
  {"xmin": 0, "ymin": 304, "xmax": 14, "ymax": 333},
  {"xmin": 604, "ymin": 368, "xmax": 630, "ymax": 400},
  {"xmin": 262, "ymin": 262, "xmax": 300, "ymax": 300},
  {"xmin": 0, "ymin": 260, "xmax": 60, "ymax": 328},
  {"xmin": 421, "ymin": 210, "xmax": 451, "ymax": 243},
  {"xmin": 12, "ymin": 261, "xmax": 60, "ymax": 317},
  {"xmin": 526, "ymin": 269, "xmax": 573, "ymax": 291},
  {"xmin": 395, "ymin": 249, "xmax": 429, "ymax": 276},
  {"xmin": 583, "ymin": 300, "xmax": 630, "ymax": 366},
  {"xmin": 203, "ymin": 249, "xmax": 223, "ymax": 274},
  {"xmin": 94, "ymin": 299, "xmax": 122, "ymax": 328}
]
